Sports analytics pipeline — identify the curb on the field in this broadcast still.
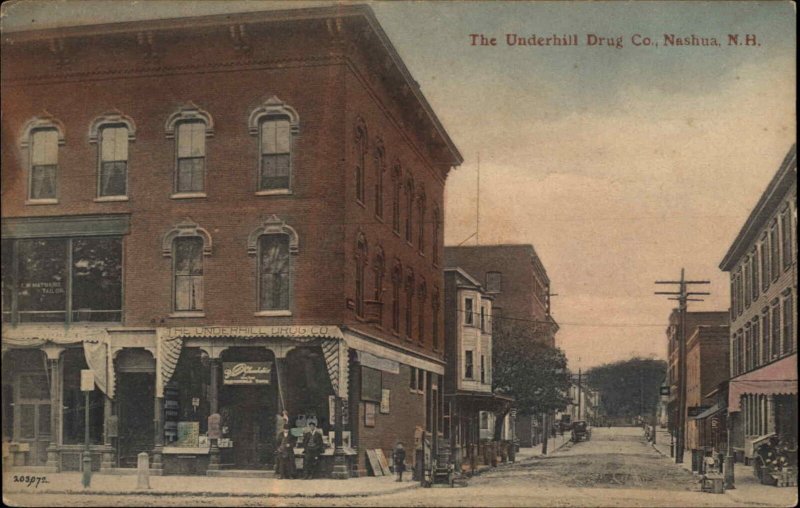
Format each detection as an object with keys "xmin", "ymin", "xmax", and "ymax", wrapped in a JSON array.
[{"xmin": 4, "ymin": 482, "xmax": 419, "ymax": 499}]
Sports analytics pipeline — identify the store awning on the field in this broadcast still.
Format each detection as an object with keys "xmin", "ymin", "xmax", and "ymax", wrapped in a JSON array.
[
  {"xmin": 445, "ymin": 391, "xmax": 514, "ymax": 413},
  {"xmin": 728, "ymin": 355, "xmax": 797, "ymax": 412},
  {"xmin": 691, "ymin": 402, "xmax": 725, "ymax": 420}
]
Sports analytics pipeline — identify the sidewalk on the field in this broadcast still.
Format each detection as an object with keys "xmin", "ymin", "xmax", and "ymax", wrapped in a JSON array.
[
  {"xmin": 650, "ymin": 429, "xmax": 797, "ymax": 507},
  {"xmin": 515, "ymin": 433, "xmax": 571, "ymax": 462},
  {"xmin": 3, "ymin": 470, "xmax": 417, "ymax": 499}
]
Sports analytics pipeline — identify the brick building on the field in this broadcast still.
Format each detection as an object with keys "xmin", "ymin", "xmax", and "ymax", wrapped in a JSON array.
[
  {"xmin": 684, "ymin": 325, "xmax": 729, "ymax": 458},
  {"xmin": 1, "ymin": 5, "xmax": 461, "ymax": 477},
  {"xmin": 664, "ymin": 310, "xmax": 728, "ymax": 446},
  {"xmin": 719, "ymin": 144, "xmax": 796, "ymax": 463}
]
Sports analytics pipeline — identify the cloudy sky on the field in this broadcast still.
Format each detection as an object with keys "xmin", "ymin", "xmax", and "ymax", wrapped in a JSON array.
[{"xmin": 3, "ymin": 1, "xmax": 795, "ymax": 370}]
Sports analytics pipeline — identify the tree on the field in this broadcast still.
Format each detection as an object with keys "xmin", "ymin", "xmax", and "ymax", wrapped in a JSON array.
[
  {"xmin": 585, "ymin": 357, "xmax": 667, "ymax": 419},
  {"xmin": 492, "ymin": 322, "xmax": 572, "ymax": 416}
]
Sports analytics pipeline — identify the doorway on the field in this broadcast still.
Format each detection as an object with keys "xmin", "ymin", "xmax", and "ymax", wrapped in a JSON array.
[
  {"xmin": 15, "ymin": 372, "xmax": 51, "ymax": 466},
  {"xmin": 115, "ymin": 349, "xmax": 156, "ymax": 468}
]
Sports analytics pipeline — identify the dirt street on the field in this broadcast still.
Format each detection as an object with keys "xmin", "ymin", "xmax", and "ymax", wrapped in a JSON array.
[{"xmin": 5, "ymin": 428, "xmax": 790, "ymax": 507}]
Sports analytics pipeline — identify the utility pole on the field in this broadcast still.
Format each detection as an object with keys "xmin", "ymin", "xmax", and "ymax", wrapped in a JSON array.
[
  {"xmin": 577, "ymin": 368, "xmax": 582, "ymax": 421},
  {"xmin": 655, "ymin": 268, "xmax": 710, "ymax": 465}
]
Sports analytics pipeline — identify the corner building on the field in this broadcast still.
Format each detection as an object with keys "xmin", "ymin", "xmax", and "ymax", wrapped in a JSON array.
[{"xmin": 1, "ymin": 5, "xmax": 461, "ymax": 477}]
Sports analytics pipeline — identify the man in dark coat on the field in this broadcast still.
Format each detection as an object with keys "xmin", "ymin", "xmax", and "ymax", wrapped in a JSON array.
[
  {"xmin": 393, "ymin": 442, "xmax": 406, "ymax": 482},
  {"xmin": 275, "ymin": 424, "xmax": 296, "ymax": 479},
  {"xmin": 302, "ymin": 422, "xmax": 324, "ymax": 479}
]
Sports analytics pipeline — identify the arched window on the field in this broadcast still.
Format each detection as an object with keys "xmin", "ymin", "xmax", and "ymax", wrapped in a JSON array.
[
  {"xmin": 355, "ymin": 234, "xmax": 368, "ymax": 318},
  {"xmin": 391, "ymin": 261, "xmax": 402, "ymax": 333},
  {"xmin": 249, "ymin": 96, "xmax": 299, "ymax": 194},
  {"xmin": 90, "ymin": 112, "xmax": 135, "ymax": 199},
  {"xmin": 354, "ymin": 119, "xmax": 367, "ymax": 204},
  {"xmin": 166, "ymin": 104, "xmax": 214, "ymax": 196},
  {"xmin": 162, "ymin": 220, "xmax": 212, "ymax": 314},
  {"xmin": 405, "ymin": 269, "xmax": 415, "ymax": 339},
  {"xmin": 173, "ymin": 237, "xmax": 204, "ymax": 312},
  {"xmin": 374, "ymin": 140, "xmax": 385, "ymax": 219},
  {"xmin": 405, "ymin": 177, "xmax": 415, "ymax": 243},
  {"xmin": 432, "ymin": 206, "xmax": 441, "ymax": 266},
  {"xmin": 392, "ymin": 163, "xmax": 402, "ymax": 234},
  {"xmin": 418, "ymin": 278, "xmax": 427, "ymax": 345},
  {"xmin": 432, "ymin": 286, "xmax": 441, "ymax": 351},
  {"xmin": 417, "ymin": 185, "xmax": 426, "ymax": 254},
  {"xmin": 373, "ymin": 247, "xmax": 385, "ymax": 324},
  {"xmin": 247, "ymin": 215, "xmax": 299, "ymax": 314},
  {"xmin": 21, "ymin": 115, "xmax": 65, "ymax": 202}
]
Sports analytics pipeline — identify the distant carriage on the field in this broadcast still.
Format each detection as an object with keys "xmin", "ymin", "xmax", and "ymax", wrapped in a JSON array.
[{"xmin": 570, "ymin": 421, "xmax": 591, "ymax": 443}]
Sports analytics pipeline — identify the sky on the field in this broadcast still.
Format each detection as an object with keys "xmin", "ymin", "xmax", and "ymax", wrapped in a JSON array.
[{"xmin": 2, "ymin": 1, "xmax": 796, "ymax": 370}]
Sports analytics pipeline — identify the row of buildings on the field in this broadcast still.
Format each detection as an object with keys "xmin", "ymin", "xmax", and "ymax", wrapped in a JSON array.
[
  {"xmin": 664, "ymin": 144, "xmax": 797, "ymax": 481},
  {"xmin": 1, "ymin": 5, "xmax": 559, "ymax": 478}
]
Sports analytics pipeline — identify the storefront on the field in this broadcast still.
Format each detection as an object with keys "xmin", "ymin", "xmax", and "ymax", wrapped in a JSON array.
[{"xmin": 445, "ymin": 391, "xmax": 513, "ymax": 473}]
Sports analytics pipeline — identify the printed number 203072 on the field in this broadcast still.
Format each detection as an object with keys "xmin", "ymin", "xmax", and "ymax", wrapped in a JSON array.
[{"xmin": 13, "ymin": 475, "xmax": 49, "ymax": 488}]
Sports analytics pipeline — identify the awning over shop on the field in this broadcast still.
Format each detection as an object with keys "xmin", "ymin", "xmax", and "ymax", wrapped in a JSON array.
[
  {"xmin": 728, "ymin": 355, "xmax": 797, "ymax": 412},
  {"xmin": 691, "ymin": 402, "xmax": 726, "ymax": 420},
  {"xmin": 445, "ymin": 391, "xmax": 514, "ymax": 414},
  {"xmin": 2, "ymin": 325, "xmax": 111, "ymax": 397}
]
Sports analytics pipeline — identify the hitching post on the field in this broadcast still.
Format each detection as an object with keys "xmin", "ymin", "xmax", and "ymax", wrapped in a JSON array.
[{"xmin": 80, "ymin": 370, "xmax": 94, "ymax": 488}]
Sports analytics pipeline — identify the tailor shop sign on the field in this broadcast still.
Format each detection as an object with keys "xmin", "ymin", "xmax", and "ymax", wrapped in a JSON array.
[{"xmin": 223, "ymin": 362, "xmax": 272, "ymax": 385}]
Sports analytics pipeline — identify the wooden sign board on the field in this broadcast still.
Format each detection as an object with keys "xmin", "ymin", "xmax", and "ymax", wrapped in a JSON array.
[
  {"xmin": 365, "ymin": 449, "xmax": 383, "ymax": 476},
  {"xmin": 380, "ymin": 389, "xmax": 390, "ymax": 414},
  {"xmin": 207, "ymin": 413, "xmax": 221, "ymax": 439},
  {"xmin": 375, "ymin": 448, "xmax": 391, "ymax": 475},
  {"xmin": 176, "ymin": 421, "xmax": 200, "ymax": 447},
  {"xmin": 222, "ymin": 362, "xmax": 271, "ymax": 385},
  {"xmin": 80, "ymin": 369, "xmax": 94, "ymax": 392}
]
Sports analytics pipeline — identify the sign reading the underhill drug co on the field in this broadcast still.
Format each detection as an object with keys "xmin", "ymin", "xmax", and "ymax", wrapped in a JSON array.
[{"xmin": 223, "ymin": 362, "xmax": 272, "ymax": 385}]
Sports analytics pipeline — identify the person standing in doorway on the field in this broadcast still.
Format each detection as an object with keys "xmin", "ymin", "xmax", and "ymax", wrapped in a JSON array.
[
  {"xmin": 275, "ymin": 424, "xmax": 296, "ymax": 479},
  {"xmin": 302, "ymin": 421, "xmax": 323, "ymax": 479},
  {"xmin": 393, "ymin": 442, "xmax": 406, "ymax": 482}
]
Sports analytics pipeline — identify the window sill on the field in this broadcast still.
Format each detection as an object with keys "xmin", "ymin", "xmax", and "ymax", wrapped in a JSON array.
[
  {"xmin": 169, "ymin": 311, "xmax": 205, "ymax": 318},
  {"xmin": 25, "ymin": 198, "xmax": 59, "ymax": 205},
  {"xmin": 375, "ymin": 215, "xmax": 385, "ymax": 224},
  {"xmin": 171, "ymin": 192, "xmax": 207, "ymax": 200},
  {"xmin": 94, "ymin": 195, "xmax": 129, "ymax": 202},
  {"xmin": 254, "ymin": 310, "xmax": 292, "ymax": 317},
  {"xmin": 355, "ymin": 199, "xmax": 366, "ymax": 209},
  {"xmin": 255, "ymin": 189, "xmax": 292, "ymax": 196}
]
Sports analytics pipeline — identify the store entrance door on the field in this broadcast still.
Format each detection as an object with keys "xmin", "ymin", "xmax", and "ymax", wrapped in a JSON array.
[
  {"xmin": 15, "ymin": 373, "xmax": 51, "ymax": 466},
  {"xmin": 117, "ymin": 372, "xmax": 154, "ymax": 467},
  {"xmin": 228, "ymin": 388, "xmax": 272, "ymax": 469}
]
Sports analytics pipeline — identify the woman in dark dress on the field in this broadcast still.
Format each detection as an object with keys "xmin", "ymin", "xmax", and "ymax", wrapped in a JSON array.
[{"xmin": 393, "ymin": 442, "xmax": 406, "ymax": 482}]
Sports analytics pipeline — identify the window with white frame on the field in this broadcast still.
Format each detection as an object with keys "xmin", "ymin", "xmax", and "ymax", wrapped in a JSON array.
[
  {"xmin": 480, "ymin": 305, "xmax": 487, "ymax": 332},
  {"xmin": 464, "ymin": 350, "xmax": 474, "ymax": 379},
  {"xmin": 464, "ymin": 297, "xmax": 474, "ymax": 325},
  {"xmin": 480, "ymin": 354, "xmax": 486, "ymax": 383},
  {"xmin": 260, "ymin": 117, "xmax": 292, "ymax": 191},
  {"xmin": 782, "ymin": 293, "xmax": 794, "ymax": 354},
  {"xmin": 98, "ymin": 125, "xmax": 129, "ymax": 197},
  {"xmin": 176, "ymin": 121, "xmax": 206, "ymax": 193},
  {"xmin": 29, "ymin": 129, "xmax": 60, "ymax": 201}
]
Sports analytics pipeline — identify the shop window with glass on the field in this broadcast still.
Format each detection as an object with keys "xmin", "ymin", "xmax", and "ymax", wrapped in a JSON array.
[
  {"xmin": 28, "ymin": 128, "xmax": 59, "ymax": 201},
  {"xmin": 175, "ymin": 121, "xmax": 206, "ymax": 194},
  {"xmin": 62, "ymin": 349, "xmax": 104, "ymax": 445},
  {"xmin": 98, "ymin": 125, "xmax": 129, "ymax": 197},
  {"xmin": 260, "ymin": 117, "xmax": 292, "ymax": 191},
  {"xmin": 173, "ymin": 237, "xmax": 204, "ymax": 312},
  {"xmin": 258, "ymin": 234, "xmax": 291, "ymax": 311},
  {"xmin": 2, "ymin": 237, "xmax": 122, "ymax": 323}
]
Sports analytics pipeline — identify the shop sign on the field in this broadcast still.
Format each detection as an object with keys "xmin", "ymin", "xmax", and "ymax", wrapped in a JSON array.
[
  {"xmin": 80, "ymin": 370, "xmax": 95, "ymax": 391},
  {"xmin": 659, "ymin": 386, "xmax": 670, "ymax": 396},
  {"xmin": 223, "ymin": 362, "xmax": 272, "ymax": 385},
  {"xmin": 176, "ymin": 421, "xmax": 200, "ymax": 447},
  {"xmin": 207, "ymin": 413, "xmax": 221, "ymax": 439},
  {"xmin": 380, "ymin": 389, "xmax": 390, "ymax": 414},
  {"xmin": 687, "ymin": 406, "xmax": 710, "ymax": 417},
  {"xmin": 166, "ymin": 326, "xmax": 341, "ymax": 339},
  {"xmin": 357, "ymin": 351, "xmax": 400, "ymax": 374}
]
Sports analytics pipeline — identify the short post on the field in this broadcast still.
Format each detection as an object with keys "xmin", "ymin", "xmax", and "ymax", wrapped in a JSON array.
[
  {"xmin": 137, "ymin": 452, "xmax": 151, "ymax": 489},
  {"xmin": 80, "ymin": 370, "xmax": 94, "ymax": 488}
]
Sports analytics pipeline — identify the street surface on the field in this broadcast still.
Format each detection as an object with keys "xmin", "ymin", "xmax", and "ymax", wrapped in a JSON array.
[{"xmin": 5, "ymin": 428, "xmax": 797, "ymax": 507}]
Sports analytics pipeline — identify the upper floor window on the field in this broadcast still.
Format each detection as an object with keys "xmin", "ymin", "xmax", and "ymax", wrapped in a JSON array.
[
  {"xmin": 248, "ymin": 96, "xmax": 299, "ymax": 194},
  {"xmin": 432, "ymin": 287, "xmax": 441, "ymax": 351},
  {"xmin": 373, "ymin": 247, "xmax": 385, "ymax": 317},
  {"xmin": 166, "ymin": 104, "xmax": 214, "ymax": 196},
  {"xmin": 481, "ymin": 354, "xmax": 486, "ymax": 384},
  {"xmin": 355, "ymin": 234, "xmax": 368, "ymax": 318},
  {"xmin": 405, "ymin": 177, "xmax": 415, "ymax": 243},
  {"xmin": 417, "ymin": 186, "xmax": 426, "ymax": 254},
  {"xmin": 374, "ymin": 141, "xmax": 385, "ymax": 218},
  {"xmin": 782, "ymin": 293, "xmax": 794, "ymax": 354},
  {"xmin": 743, "ymin": 259, "xmax": 751, "ymax": 308},
  {"xmin": 480, "ymin": 305, "xmax": 487, "ymax": 332},
  {"xmin": 769, "ymin": 220, "xmax": 780, "ymax": 282},
  {"xmin": 417, "ymin": 279, "xmax": 427, "ymax": 345},
  {"xmin": 770, "ymin": 300, "xmax": 781, "ymax": 358},
  {"xmin": 392, "ymin": 163, "xmax": 402, "ymax": 234},
  {"xmin": 760, "ymin": 236, "xmax": 770, "ymax": 291},
  {"xmin": 247, "ymin": 215, "xmax": 299, "ymax": 314},
  {"xmin": 405, "ymin": 270, "xmax": 415, "ymax": 339},
  {"xmin": 30, "ymin": 129, "xmax": 59, "ymax": 201},
  {"xmin": 173, "ymin": 237, "xmax": 204, "ymax": 312},
  {"xmin": 354, "ymin": 120, "xmax": 367, "ymax": 204},
  {"xmin": 464, "ymin": 297, "xmax": 474, "ymax": 325},
  {"xmin": 761, "ymin": 309, "xmax": 771, "ymax": 362},
  {"xmin": 781, "ymin": 208, "xmax": 792, "ymax": 271},
  {"xmin": 432, "ymin": 206, "xmax": 441, "ymax": 266},
  {"xmin": 464, "ymin": 350, "xmax": 474, "ymax": 379},
  {"xmin": 90, "ymin": 112, "xmax": 135, "ymax": 200},
  {"xmin": 486, "ymin": 271, "xmax": 502, "ymax": 293},
  {"xmin": 391, "ymin": 261, "xmax": 402, "ymax": 333},
  {"xmin": 751, "ymin": 248, "xmax": 760, "ymax": 301}
]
